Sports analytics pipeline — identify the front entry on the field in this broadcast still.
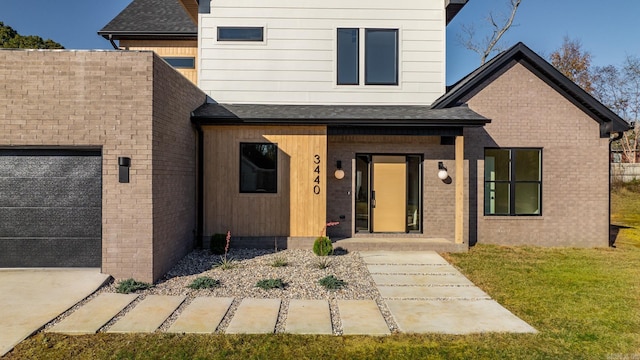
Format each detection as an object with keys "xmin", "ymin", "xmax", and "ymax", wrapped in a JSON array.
[
  {"xmin": 355, "ymin": 154, "xmax": 422, "ymax": 233},
  {"xmin": 372, "ymin": 156, "xmax": 406, "ymax": 232}
]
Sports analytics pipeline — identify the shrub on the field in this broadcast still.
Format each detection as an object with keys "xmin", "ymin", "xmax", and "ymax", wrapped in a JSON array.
[
  {"xmin": 116, "ymin": 278, "xmax": 152, "ymax": 294},
  {"xmin": 212, "ymin": 256, "xmax": 237, "ymax": 270},
  {"xmin": 271, "ymin": 255, "xmax": 288, "ymax": 267},
  {"xmin": 210, "ymin": 233, "xmax": 227, "ymax": 255},
  {"xmin": 314, "ymin": 256, "xmax": 332, "ymax": 269},
  {"xmin": 313, "ymin": 236, "xmax": 333, "ymax": 256},
  {"xmin": 319, "ymin": 275, "xmax": 346, "ymax": 290},
  {"xmin": 256, "ymin": 278, "xmax": 286, "ymax": 290},
  {"xmin": 187, "ymin": 276, "xmax": 220, "ymax": 289}
]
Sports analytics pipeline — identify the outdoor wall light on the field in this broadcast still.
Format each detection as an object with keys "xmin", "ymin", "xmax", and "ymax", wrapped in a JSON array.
[
  {"xmin": 438, "ymin": 161, "xmax": 448, "ymax": 180},
  {"xmin": 334, "ymin": 160, "xmax": 345, "ymax": 180},
  {"xmin": 119, "ymin": 156, "xmax": 131, "ymax": 183}
]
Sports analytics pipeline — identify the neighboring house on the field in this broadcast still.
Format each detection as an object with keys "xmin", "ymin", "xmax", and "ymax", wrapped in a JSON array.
[{"xmin": 0, "ymin": 0, "xmax": 629, "ymax": 282}]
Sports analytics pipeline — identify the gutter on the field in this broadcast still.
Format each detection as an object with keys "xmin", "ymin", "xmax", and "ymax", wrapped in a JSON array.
[
  {"xmin": 107, "ymin": 34, "xmax": 119, "ymax": 50},
  {"xmin": 609, "ymin": 131, "xmax": 624, "ymax": 248}
]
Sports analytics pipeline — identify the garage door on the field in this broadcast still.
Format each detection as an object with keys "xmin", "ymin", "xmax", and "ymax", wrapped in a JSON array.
[{"xmin": 0, "ymin": 149, "xmax": 102, "ymax": 267}]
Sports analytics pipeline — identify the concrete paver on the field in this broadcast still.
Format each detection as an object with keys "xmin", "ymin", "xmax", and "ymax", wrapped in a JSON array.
[
  {"xmin": 0, "ymin": 269, "xmax": 109, "ymax": 356},
  {"xmin": 367, "ymin": 264, "xmax": 462, "ymax": 275},
  {"xmin": 167, "ymin": 297, "xmax": 233, "ymax": 334},
  {"xmin": 225, "ymin": 298, "xmax": 281, "ymax": 334},
  {"xmin": 361, "ymin": 251, "xmax": 449, "ymax": 265},
  {"xmin": 371, "ymin": 273, "xmax": 474, "ymax": 286},
  {"xmin": 107, "ymin": 295, "xmax": 185, "ymax": 333},
  {"xmin": 337, "ymin": 300, "xmax": 390, "ymax": 335},
  {"xmin": 386, "ymin": 299, "xmax": 537, "ymax": 334},
  {"xmin": 377, "ymin": 285, "xmax": 490, "ymax": 299},
  {"xmin": 47, "ymin": 293, "xmax": 138, "ymax": 335},
  {"xmin": 285, "ymin": 299, "xmax": 333, "ymax": 334}
]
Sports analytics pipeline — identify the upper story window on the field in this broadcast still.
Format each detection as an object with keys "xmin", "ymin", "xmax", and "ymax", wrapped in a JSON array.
[
  {"xmin": 162, "ymin": 57, "xmax": 195, "ymax": 69},
  {"xmin": 337, "ymin": 28, "xmax": 398, "ymax": 86},
  {"xmin": 240, "ymin": 143, "xmax": 277, "ymax": 193},
  {"xmin": 484, "ymin": 148, "xmax": 542, "ymax": 216},
  {"xmin": 217, "ymin": 27, "xmax": 264, "ymax": 42}
]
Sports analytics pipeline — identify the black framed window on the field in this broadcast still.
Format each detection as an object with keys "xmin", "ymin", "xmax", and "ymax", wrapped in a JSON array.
[
  {"xmin": 162, "ymin": 57, "xmax": 195, "ymax": 69},
  {"xmin": 484, "ymin": 148, "xmax": 542, "ymax": 216},
  {"xmin": 217, "ymin": 27, "xmax": 264, "ymax": 41},
  {"xmin": 337, "ymin": 28, "xmax": 359, "ymax": 85},
  {"xmin": 240, "ymin": 143, "xmax": 277, "ymax": 193},
  {"xmin": 365, "ymin": 29, "xmax": 398, "ymax": 85}
]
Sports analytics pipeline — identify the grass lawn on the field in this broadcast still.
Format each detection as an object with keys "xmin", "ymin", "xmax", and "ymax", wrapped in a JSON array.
[{"xmin": 6, "ymin": 190, "xmax": 640, "ymax": 359}]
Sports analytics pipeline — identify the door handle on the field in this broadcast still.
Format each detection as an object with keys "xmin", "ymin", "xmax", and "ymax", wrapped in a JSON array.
[{"xmin": 371, "ymin": 190, "xmax": 376, "ymax": 208}]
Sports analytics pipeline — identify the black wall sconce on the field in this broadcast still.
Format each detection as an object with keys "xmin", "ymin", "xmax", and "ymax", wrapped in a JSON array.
[
  {"xmin": 334, "ymin": 160, "xmax": 345, "ymax": 180},
  {"xmin": 438, "ymin": 161, "xmax": 448, "ymax": 180},
  {"xmin": 118, "ymin": 157, "xmax": 131, "ymax": 183}
]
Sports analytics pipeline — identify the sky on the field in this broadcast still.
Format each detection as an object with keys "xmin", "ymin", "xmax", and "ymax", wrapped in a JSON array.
[{"xmin": 2, "ymin": 0, "xmax": 639, "ymax": 85}]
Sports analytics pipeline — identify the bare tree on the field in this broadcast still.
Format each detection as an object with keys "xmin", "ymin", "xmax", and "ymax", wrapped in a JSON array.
[{"xmin": 459, "ymin": 0, "xmax": 523, "ymax": 65}]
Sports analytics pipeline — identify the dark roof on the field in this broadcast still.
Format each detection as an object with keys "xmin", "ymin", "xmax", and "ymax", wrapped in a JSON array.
[
  {"xmin": 191, "ymin": 103, "xmax": 490, "ymax": 128},
  {"xmin": 98, "ymin": 0, "xmax": 197, "ymax": 40},
  {"xmin": 446, "ymin": 0, "xmax": 469, "ymax": 24},
  {"xmin": 432, "ymin": 42, "xmax": 630, "ymax": 134}
]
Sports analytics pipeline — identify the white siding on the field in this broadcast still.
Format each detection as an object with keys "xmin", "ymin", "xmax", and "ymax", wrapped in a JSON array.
[{"xmin": 199, "ymin": 0, "xmax": 446, "ymax": 105}]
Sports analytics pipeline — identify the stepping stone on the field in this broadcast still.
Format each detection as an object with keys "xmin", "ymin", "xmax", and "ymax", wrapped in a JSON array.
[
  {"xmin": 225, "ymin": 298, "xmax": 280, "ymax": 334},
  {"xmin": 107, "ymin": 295, "xmax": 185, "ymax": 333},
  {"xmin": 285, "ymin": 300, "xmax": 332, "ymax": 335},
  {"xmin": 337, "ymin": 300, "xmax": 389, "ymax": 335},
  {"xmin": 371, "ymin": 274, "xmax": 473, "ymax": 286},
  {"xmin": 47, "ymin": 293, "xmax": 138, "ymax": 335},
  {"xmin": 377, "ymin": 285, "xmax": 490, "ymax": 300},
  {"xmin": 385, "ymin": 299, "xmax": 537, "ymax": 334},
  {"xmin": 360, "ymin": 251, "xmax": 448, "ymax": 265},
  {"xmin": 367, "ymin": 264, "xmax": 462, "ymax": 275},
  {"xmin": 167, "ymin": 297, "xmax": 233, "ymax": 334}
]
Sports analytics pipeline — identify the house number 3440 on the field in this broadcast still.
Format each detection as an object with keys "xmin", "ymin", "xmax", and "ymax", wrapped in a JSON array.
[{"xmin": 313, "ymin": 154, "xmax": 321, "ymax": 195}]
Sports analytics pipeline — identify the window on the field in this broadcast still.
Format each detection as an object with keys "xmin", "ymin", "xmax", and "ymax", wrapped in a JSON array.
[
  {"xmin": 365, "ymin": 29, "xmax": 398, "ymax": 85},
  {"xmin": 217, "ymin": 27, "xmax": 264, "ymax": 41},
  {"xmin": 484, "ymin": 148, "xmax": 541, "ymax": 216},
  {"xmin": 162, "ymin": 57, "xmax": 195, "ymax": 69},
  {"xmin": 337, "ymin": 28, "xmax": 359, "ymax": 85},
  {"xmin": 240, "ymin": 143, "xmax": 277, "ymax": 193},
  {"xmin": 336, "ymin": 28, "xmax": 398, "ymax": 86}
]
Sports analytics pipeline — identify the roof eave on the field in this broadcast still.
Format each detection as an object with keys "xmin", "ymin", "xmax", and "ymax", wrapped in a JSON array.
[
  {"xmin": 446, "ymin": 0, "xmax": 468, "ymax": 25},
  {"xmin": 98, "ymin": 31, "xmax": 197, "ymax": 41}
]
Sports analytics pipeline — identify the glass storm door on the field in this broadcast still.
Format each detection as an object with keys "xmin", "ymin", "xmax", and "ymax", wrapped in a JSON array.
[{"xmin": 371, "ymin": 155, "xmax": 407, "ymax": 232}]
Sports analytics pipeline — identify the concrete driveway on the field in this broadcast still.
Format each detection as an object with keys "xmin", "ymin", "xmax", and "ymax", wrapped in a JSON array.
[{"xmin": 0, "ymin": 269, "xmax": 109, "ymax": 356}]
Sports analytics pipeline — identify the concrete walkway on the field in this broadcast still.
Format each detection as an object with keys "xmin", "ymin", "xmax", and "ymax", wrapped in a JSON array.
[
  {"xmin": 0, "ymin": 269, "xmax": 109, "ymax": 356},
  {"xmin": 361, "ymin": 251, "xmax": 537, "ymax": 334},
  {"xmin": 3, "ymin": 251, "xmax": 535, "ymax": 354}
]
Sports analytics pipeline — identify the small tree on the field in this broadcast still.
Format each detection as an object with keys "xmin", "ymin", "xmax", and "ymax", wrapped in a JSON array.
[{"xmin": 550, "ymin": 37, "xmax": 593, "ymax": 93}]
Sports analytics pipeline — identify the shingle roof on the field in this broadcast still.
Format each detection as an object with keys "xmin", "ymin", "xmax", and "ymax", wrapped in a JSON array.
[
  {"xmin": 432, "ymin": 42, "xmax": 630, "ymax": 134},
  {"xmin": 98, "ymin": 0, "xmax": 196, "ymax": 40},
  {"xmin": 191, "ymin": 103, "xmax": 490, "ymax": 127}
]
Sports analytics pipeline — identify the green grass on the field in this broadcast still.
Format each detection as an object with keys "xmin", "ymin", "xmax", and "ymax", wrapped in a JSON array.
[{"xmin": 5, "ymin": 190, "xmax": 640, "ymax": 359}]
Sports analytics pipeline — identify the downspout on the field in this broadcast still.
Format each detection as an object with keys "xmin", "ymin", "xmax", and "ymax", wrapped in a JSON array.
[
  {"xmin": 108, "ymin": 34, "xmax": 119, "ymax": 50},
  {"xmin": 194, "ymin": 119, "xmax": 204, "ymax": 249},
  {"xmin": 609, "ymin": 131, "xmax": 623, "ymax": 248}
]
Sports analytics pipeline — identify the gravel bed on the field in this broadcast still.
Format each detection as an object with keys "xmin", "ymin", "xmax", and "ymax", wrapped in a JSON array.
[{"xmin": 47, "ymin": 248, "xmax": 399, "ymax": 335}]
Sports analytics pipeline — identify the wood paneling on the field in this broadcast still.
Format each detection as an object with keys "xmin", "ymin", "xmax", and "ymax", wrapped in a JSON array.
[
  {"xmin": 119, "ymin": 40, "xmax": 197, "ymax": 84},
  {"xmin": 203, "ymin": 126, "xmax": 327, "ymax": 237}
]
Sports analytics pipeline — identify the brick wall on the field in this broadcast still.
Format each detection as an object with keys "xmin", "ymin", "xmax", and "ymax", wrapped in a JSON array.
[
  {"xmin": 151, "ymin": 56, "xmax": 205, "ymax": 281},
  {"xmin": 0, "ymin": 50, "xmax": 205, "ymax": 282},
  {"xmin": 465, "ymin": 62, "xmax": 610, "ymax": 247}
]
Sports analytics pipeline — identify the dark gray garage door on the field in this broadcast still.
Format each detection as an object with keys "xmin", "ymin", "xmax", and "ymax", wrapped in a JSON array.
[{"xmin": 0, "ymin": 149, "xmax": 102, "ymax": 267}]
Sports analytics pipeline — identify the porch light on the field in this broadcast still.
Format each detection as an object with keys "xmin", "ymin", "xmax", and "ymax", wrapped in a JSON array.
[
  {"xmin": 438, "ymin": 161, "xmax": 448, "ymax": 180},
  {"xmin": 334, "ymin": 160, "xmax": 345, "ymax": 180}
]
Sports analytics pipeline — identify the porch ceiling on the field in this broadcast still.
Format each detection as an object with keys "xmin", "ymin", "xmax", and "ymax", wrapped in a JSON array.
[{"xmin": 191, "ymin": 103, "xmax": 490, "ymax": 128}]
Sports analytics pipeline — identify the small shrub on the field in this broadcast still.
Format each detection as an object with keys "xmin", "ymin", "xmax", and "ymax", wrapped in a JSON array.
[
  {"xmin": 213, "ymin": 256, "xmax": 237, "ymax": 270},
  {"xmin": 210, "ymin": 233, "xmax": 226, "ymax": 255},
  {"xmin": 319, "ymin": 275, "xmax": 346, "ymax": 290},
  {"xmin": 314, "ymin": 256, "xmax": 332, "ymax": 269},
  {"xmin": 116, "ymin": 278, "xmax": 152, "ymax": 294},
  {"xmin": 313, "ymin": 236, "xmax": 333, "ymax": 256},
  {"xmin": 271, "ymin": 255, "xmax": 288, "ymax": 267},
  {"xmin": 256, "ymin": 278, "xmax": 286, "ymax": 290},
  {"xmin": 187, "ymin": 276, "xmax": 220, "ymax": 289}
]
